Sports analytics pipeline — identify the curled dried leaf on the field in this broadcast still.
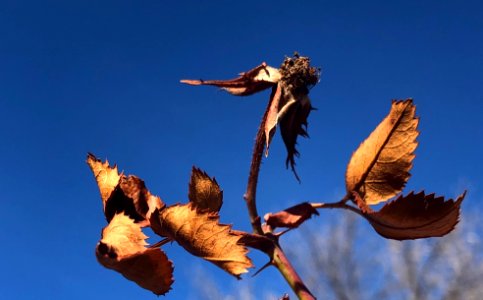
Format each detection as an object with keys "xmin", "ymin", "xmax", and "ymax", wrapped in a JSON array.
[
  {"xmin": 97, "ymin": 213, "xmax": 174, "ymax": 295},
  {"xmin": 188, "ymin": 167, "xmax": 223, "ymax": 213},
  {"xmin": 264, "ymin": 202, "xmax": 319, "ymax": 229},
  {"xmin": 346, "ymin": 99, "xmax": 419, "ymax": 205},
  {"xmin": 151, "ymin": 203, "xmax": 253, "ymax": 277},
  {"xmin": 181, "ymin": 63, "xmax": 280, "ymax": 96},
  {"xmin": 363, "ymin": 191, "xmax": 465, "ymax": 240},
  {"xmin": 279, "ymin": 90, "xmax": 313, "ymax": 181},
  {"xmin": 87, "ymin": 153, "xmax": 164, "ymax": 225}
]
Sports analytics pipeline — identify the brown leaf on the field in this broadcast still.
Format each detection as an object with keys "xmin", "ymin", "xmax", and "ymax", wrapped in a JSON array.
[
  {"xmin": 87, "ymin": 153, "xmax": 164, "ymax": 225},
  {"xmin": 345, "ymin": 99, "xmax": 419, "ymax": 205},
  {"xmin": 279, "ymin": 90, "xmax": 313, "ymax": 181},
  {"xmin": 96, "ymin": 213, "xmax": 174, "ymax": 295},
  {"xmin": 87, "ymin": 153, "xmax": 121, "ymax": 210},
  {"xmin": 264, "ymin": 202, "xmax": 319, "ymax": 229},
  {"xmin": 151, "ymin": 203, "xmax": 253, "ymax": 277},
  {"xmin": 364, "ymin": 191, "xmax": 465, "ymax": 240},
  {"xmin": 181, "ymin": 63, "xmax": 280, "ymax": 96},
  {"xmin": 188, "ymin": 167, "xmax": 223, "ymax": 213}
]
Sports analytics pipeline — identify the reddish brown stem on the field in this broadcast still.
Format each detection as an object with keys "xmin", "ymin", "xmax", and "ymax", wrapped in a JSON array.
[
  {"xmin": 311, "ymin": 198, "xmax": 364, "ymax": 217},
  {"xmin": 273, "ymin": 244, "xmax": 316, "ymax": 300},
  {"xmin": 243, "ymin": 92, "xmax": 275, "ymax": 235}
]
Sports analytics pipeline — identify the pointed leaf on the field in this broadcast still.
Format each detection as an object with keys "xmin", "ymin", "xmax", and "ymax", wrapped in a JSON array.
[
  {"xmin": 87, "ymin": 153, "xmax": 164, "ymax": 225},
  {"xmin": 364, "ymin": 191, "xmax": 465, "ymax": 240},
  {"xmin": 96, "ymin": 213, "xmax": 174, "ymax": 295},
  {"xmin": 151, "ymin": 203, "xmax": 253, "ymax": 277},
  {"xmin": 264, "ymin": 83, "xmax": 291, "ymax": 155},
  {"xmin": 188, "ymin": 167, "xmax": 223, "ymax": 213},
  {"xmin": 181, "ymin": 63, "xmax": 280, "ymax": 96},
  {"xmin": 264, "ymin": 202, "xmax": 319, "ymax": 229},
  {"xmin": 346, "ymin": 99, "xmax": 419, "ymax": 205},
  {"xmin": 87, "ymin": 153, "xmax": 121, "ymax": 210},
  {"xmin": 279, "ymin": 90, "xmax": 313, "ymax": 181}
]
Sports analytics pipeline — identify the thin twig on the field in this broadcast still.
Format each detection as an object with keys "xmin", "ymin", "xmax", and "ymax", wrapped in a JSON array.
[
  {"xmin": 149, "ymin": 238, "xmax": 171, "ymax": 248},
  {"xmin": 311, "ymin": 200, "xmax": 364, "ymax": 217},
  {"xmin": 243, "ymin": 88, "xmax": 275, "ymax": 235}
]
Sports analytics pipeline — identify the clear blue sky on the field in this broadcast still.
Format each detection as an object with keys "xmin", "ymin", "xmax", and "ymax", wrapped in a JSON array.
[{"xmin": 1, "ymin": 1, "xmax": 482, "ymax": 299}]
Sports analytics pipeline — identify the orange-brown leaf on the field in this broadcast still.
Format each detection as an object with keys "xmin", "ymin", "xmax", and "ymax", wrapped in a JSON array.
[
  {"xmin": 181, "ymin": 63, "xmax": 280, "ymax": 96},
  {"xmin": 364, "ymin": 191, "xmax": 465, "ymax": 240},
  {"xmin": 346, "ymin": 99, "xmax": 419, "ymax": 205},
  {"xmin": 87, "ymin": 153, "xmax": 164, "ymax": 225},
  {"xmin": 96, "ymin": 214, "xmax": 174, "ymax": 295},
  {"xmin": 264, "ymin": 202, "xmax": 319, "ymax": 229},
  {"xmin": 188, "ymin": 167, "xmax": 223, "ymax": 213},
  {"xmin": 87, "ymin": 153, "xmax": 121, "ymax": 210},
  {"xmin": 151, "ymin": 203, "xmax": 253, "ymax": 277}
]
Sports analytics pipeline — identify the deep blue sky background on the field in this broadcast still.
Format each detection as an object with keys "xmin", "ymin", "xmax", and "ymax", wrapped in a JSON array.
[{"xmin": 1, "ymin": 1, "xmax": 482, "ymax": 299}]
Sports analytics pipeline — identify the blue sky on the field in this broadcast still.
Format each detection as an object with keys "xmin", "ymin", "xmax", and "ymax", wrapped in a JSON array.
[{"xmin": 0, "ymin": 1, "xmax": 482, "ymax": 299}]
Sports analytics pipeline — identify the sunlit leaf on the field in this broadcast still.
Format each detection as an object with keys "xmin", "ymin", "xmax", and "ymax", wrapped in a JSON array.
[
  {"xmin": 363, "ymin": 191, "xmax": 465, "ymax": 240},
  {"xmin": 188, "ymin": 167, "xmax": 223, "ymax": 213},
  {"xmin": 96, "ymin": 213, "xmax": 174, "ymax": 295},
  {"xmin": 87, "ymin": 153, "xmax": 121, "ymax": 210},
  {"xmin": 87, "ymin": 153, "xmax": 164, "ymax": 225},
  {"xmin": 151, "ymin": 203, "xmax": 253, "ymax": 277},
  {"xmin": 181, "ymin": 63, "xmax": 280, "ymax": 96},
  {"xmin": 346, "ymin": 99, "xmax": 419, "ymax": 204}
]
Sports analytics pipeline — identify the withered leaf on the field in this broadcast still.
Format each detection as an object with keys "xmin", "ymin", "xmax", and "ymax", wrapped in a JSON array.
[
  {"xmin": 188, "ymin": 167, "xmax": 223, "ymax": 213},
  {"xmin": 346, "ymin": 99, "xmax": 419, "ymax": 205},
  {"xmin": 181, "ymin": 63, "xmax": 281, "ymax": 96},
  {"xmin": 97, "ymin": 213, "xmax": 174, "ymax": 295},
  {"xmin": 264, "ymin": 202, "xmax": 319, "ymax": 229},
  {"xmin": 87, "ymin": 153, "xmax": 120, "ymax": 209},
  {"xmin": 151, "ymin": 203, "xmax": 253, "ymax": 277},
  {"xmin": 279, "ymin": 90, "xmax": 313, "ymax": 181},
  {"xmin": 87, "ymin": 153, "xmax": 164, "ymax": 225},
  {"xmin": 363, "ymin": 191, "xmax": 465, "ymax": 240}
]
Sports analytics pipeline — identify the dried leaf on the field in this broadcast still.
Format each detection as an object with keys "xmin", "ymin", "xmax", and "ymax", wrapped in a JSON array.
[
  {"xmin": 346, "ymin": 99, "xmax": 419, "ymax": 205},
  {"xmin": 264, "ymin": 202, "xmax": 319, "ymax": 229},
  {"xmin": 364, "ymin": 191, "xmax": 465, "ymax": 240},
  {"xmin": 181, "ymin": 63, "xmax": 280, "ymax": 96},
  {"xmin": 96, "ymin": 213, "xmax": 174, "ymax": 295},
  {"xmin": 151, "ymin": 203, "xmax": 253, "ymax": 277},
  {"xmin": 279, "ymin": 90, "xmax": 313, "ymax": 181},
  {"xmin": 87, "ymin": 153, "xmax": 121, "ymax": 209},
  {"xmin": 188, "ymin": 167, "xmax": 223, "ymax": 213},
  {"xmin": 87, "ymin": 153, "xmax": 164, "ymax": 225}
]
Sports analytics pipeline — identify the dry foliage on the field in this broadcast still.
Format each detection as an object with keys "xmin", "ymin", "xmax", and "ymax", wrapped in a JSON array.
[
  {"xmin": 362, "ymin": 191, "xmax": 465, "ymax": 240},
  {"xmin": 151, "ymin": 203, "xmax": 253, "ymax": 277},
  {"xmin": 88, "ymin": 155, "xmax": 254, "ymax": 294},
  {"xmin": 96, "ymin": 213, "xmax": 174, "ymax": 295},
  {"xmin": 182, "ymin": 54, "xmax": 319, "ymax": 180},
  {"xmin": 87, "ymin": 54, "xmax": 466, "ymax": 298},
  {"xmin": 346, "ymin": 100, "xmax": 418, "ymax": 205}
]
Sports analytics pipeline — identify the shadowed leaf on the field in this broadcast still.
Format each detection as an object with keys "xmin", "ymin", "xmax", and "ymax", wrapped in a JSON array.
[
  {"xmin": 181, "ymin": 63, "xmax": 280, "ymax": 96},
  {"xmin": 264, "ymin": 202, "xmax": 319, "ymax": 229},
  {"xmin": 279, "ymin": 90, "xmax": 313, "ymax": 181},
  {"xmin": 346, "ymin": 99, "xmax": 419, "ymax": 205},
  {"xmin": 87, "ymin": 153, "xmax": 164, "ymax": 225},
  {"xmin": 151, "ymin": 203, "xmax": 253, "ymax": 277},
  {"xmin": 96, "ymin": 213, "xmax": 174, "ymax": 295},
  {"xmin": 364, "ymin": 191, "xmax": 466, "ymax": 240},
  {"xmin": 189, "ymin": 167, "xmax": 223, "ymax": 213}
]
